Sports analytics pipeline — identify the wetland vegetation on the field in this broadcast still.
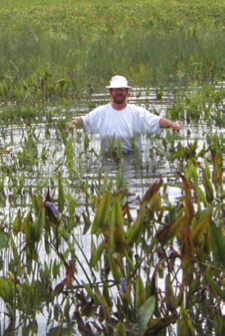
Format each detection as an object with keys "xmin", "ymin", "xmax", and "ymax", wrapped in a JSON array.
[{"xmin": 0, "ymin": 1, "xmax": 224, "ymax": 335}]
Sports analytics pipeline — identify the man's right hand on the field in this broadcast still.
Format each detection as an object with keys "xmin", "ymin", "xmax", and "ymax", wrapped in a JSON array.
[{"xmin": 67, "ymin": 118, "xmax": 83, "ymax": 130}]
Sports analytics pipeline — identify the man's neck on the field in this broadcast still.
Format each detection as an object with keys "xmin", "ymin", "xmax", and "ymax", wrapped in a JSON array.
[{"xmin": 111, "ymin": 101, "xmax": 127, "ymax": 111}]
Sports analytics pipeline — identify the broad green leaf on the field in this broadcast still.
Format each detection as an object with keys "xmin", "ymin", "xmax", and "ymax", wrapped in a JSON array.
[
  {"xmin": 0, "ymin": 232, "xmax": 8, "ymax": 249},
  {"xmin": 25, "ymin": 209, "xmax": 45, "ymax": 243},
  {"xmin": 58, "ymin": 228, "xmax": 70, "ymax": 241},
  {"xmin": 31, "ymin": 195, "xmax": 43, "ymax": 216},
  {"xmin": 90, "ymin": 239, "xmax": 105, "ymax": 269},
  {"xmin": 109, "ymin": 198, "xmax": 126, "ymax": 253},
  {"xmin": 113, "ymin": 322, "xmax": 126, "ymax": 336},
  {"xmin": 165, "ymin": 274, "xmax": 175, "ymax": 311},
  {"xmin": 210, "ymin": 221, "xmax": 225, "ymax": 267},
  {"xmin": 91, "ymin": 190, "xmax": 111, "ymax": 234},
  {"xmin": 112, "ymin": 196, "xmax": 124, "ymax": 229},
  {"xmin": 36, "ymin": 208, "xmax": 45, "ymax": 241},
  {"xmin": 124, "ymin": 249, "xmax": 135, "ymax": 273},
  {"xmin": 138, "ymin": 295, "xmax": 155, "ymax": 332},
  {"xmin": 0, "ymin": 277, "xmax": 14, "ymax": 304},
  {"xmin": 187, "ymin": 159, "xmax": 198, "ymax": 180},
  {"xmin": 191, "ymin": 207, "xmax": 212, "ymax": 244},
  {"xmin": 52, "ymin": 259, "xmax": 60, "ymax": 279},
  {"xmin": 197, "ymin": 186, "xmax": 208, "ymax": 206},
  {"xmin": 135, "ymin": 276, "xmax": 146, "ymax": 310},
  {"xmin": 149, "ymin": 193, "xmax": 162, "ymax": 213},
  {"xmin": 108, "ymin": 253, "xmax": 122, "ymax": 284},
  {"xmin": 126, "ymin": 202, "xmax": 146, "ymax": 244}
]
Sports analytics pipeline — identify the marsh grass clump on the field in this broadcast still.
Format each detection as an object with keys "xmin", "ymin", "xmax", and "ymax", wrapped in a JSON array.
[{"xmin": 1, "ymin": 1, "xmax": 225, "ymax": 104}]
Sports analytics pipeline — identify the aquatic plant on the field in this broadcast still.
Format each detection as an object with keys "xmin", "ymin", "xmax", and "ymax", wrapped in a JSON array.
[
  {"xmin": 0, "ymin": 122, "xmax": 224, "ymax": 335},
  {"xmin": 1, "ymin": 0, "xmax": 225, "ymax": 104},
  {"xmin": 0, "ymin": 1, "xmax": 224, "ymax": 334}
]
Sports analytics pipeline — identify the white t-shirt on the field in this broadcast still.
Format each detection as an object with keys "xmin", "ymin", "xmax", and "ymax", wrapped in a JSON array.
[{"xmin": 81, "ymin": 103, "xmax": 162, "ymax": 153}]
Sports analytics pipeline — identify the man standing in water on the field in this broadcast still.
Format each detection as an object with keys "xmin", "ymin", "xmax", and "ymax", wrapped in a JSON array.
[{"xmin": 68, "ymin": 75, "xmax": 181, "ymax": 154}]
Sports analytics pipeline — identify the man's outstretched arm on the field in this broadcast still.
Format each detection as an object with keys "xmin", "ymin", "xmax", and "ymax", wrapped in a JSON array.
[
  {"xmin": 68, "ymin": 117, "xmax": 83, "ymax": 130},
  {"xmin": 159, "ymin": 118, "xmax": 181, "ymax": 132}
]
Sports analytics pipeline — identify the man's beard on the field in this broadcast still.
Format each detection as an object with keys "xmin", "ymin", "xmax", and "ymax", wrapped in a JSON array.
[{"xmin": 113, "ymin": 95, "xmax": 126, "ymax": 104}]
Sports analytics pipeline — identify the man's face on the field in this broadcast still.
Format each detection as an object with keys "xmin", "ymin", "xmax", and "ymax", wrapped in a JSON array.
[{"xmin": 110, "ymin": 88, "xmax": 128, "ymax": 104}]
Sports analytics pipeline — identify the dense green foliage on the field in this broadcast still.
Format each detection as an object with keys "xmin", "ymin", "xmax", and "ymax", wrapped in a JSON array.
[
  {"xmin": 0, "ymin": 113, "xmax": 224, "ymax": 335},
  {"xmin": 1, "ymin": 0, "xmax": 225, "ymax": 103}
]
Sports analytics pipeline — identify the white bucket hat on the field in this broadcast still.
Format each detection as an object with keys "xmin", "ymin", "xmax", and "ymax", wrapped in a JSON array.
[{"xmin": 105, "ymin": 75, "xmax": 132, "ymax": 89}]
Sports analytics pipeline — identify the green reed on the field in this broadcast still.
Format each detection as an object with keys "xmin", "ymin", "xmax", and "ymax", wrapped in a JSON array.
[{"xmin": 1, "ymin": 0, "xmax": 225, "ymax": 104}]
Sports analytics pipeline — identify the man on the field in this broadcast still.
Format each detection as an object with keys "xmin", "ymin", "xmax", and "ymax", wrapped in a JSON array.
[{"xmin": 68, "ymin": 75, "xmax": 181, "ymax": 154}]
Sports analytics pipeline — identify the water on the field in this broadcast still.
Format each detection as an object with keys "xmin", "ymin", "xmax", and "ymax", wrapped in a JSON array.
[{"xmin": 0, "ymin": 86, "xmax": 224, "ymax": 335}]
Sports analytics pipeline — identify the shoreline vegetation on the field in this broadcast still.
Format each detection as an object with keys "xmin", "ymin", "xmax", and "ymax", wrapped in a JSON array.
[{"xmin": 1, "ymin": 0, "xmax": 225, "ymax": 104}]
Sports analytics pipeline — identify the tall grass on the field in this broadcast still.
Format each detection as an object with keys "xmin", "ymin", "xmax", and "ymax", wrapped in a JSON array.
[{"xmin": 1, "ymin": 0, "xmax": 225, "ymax": 103}]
